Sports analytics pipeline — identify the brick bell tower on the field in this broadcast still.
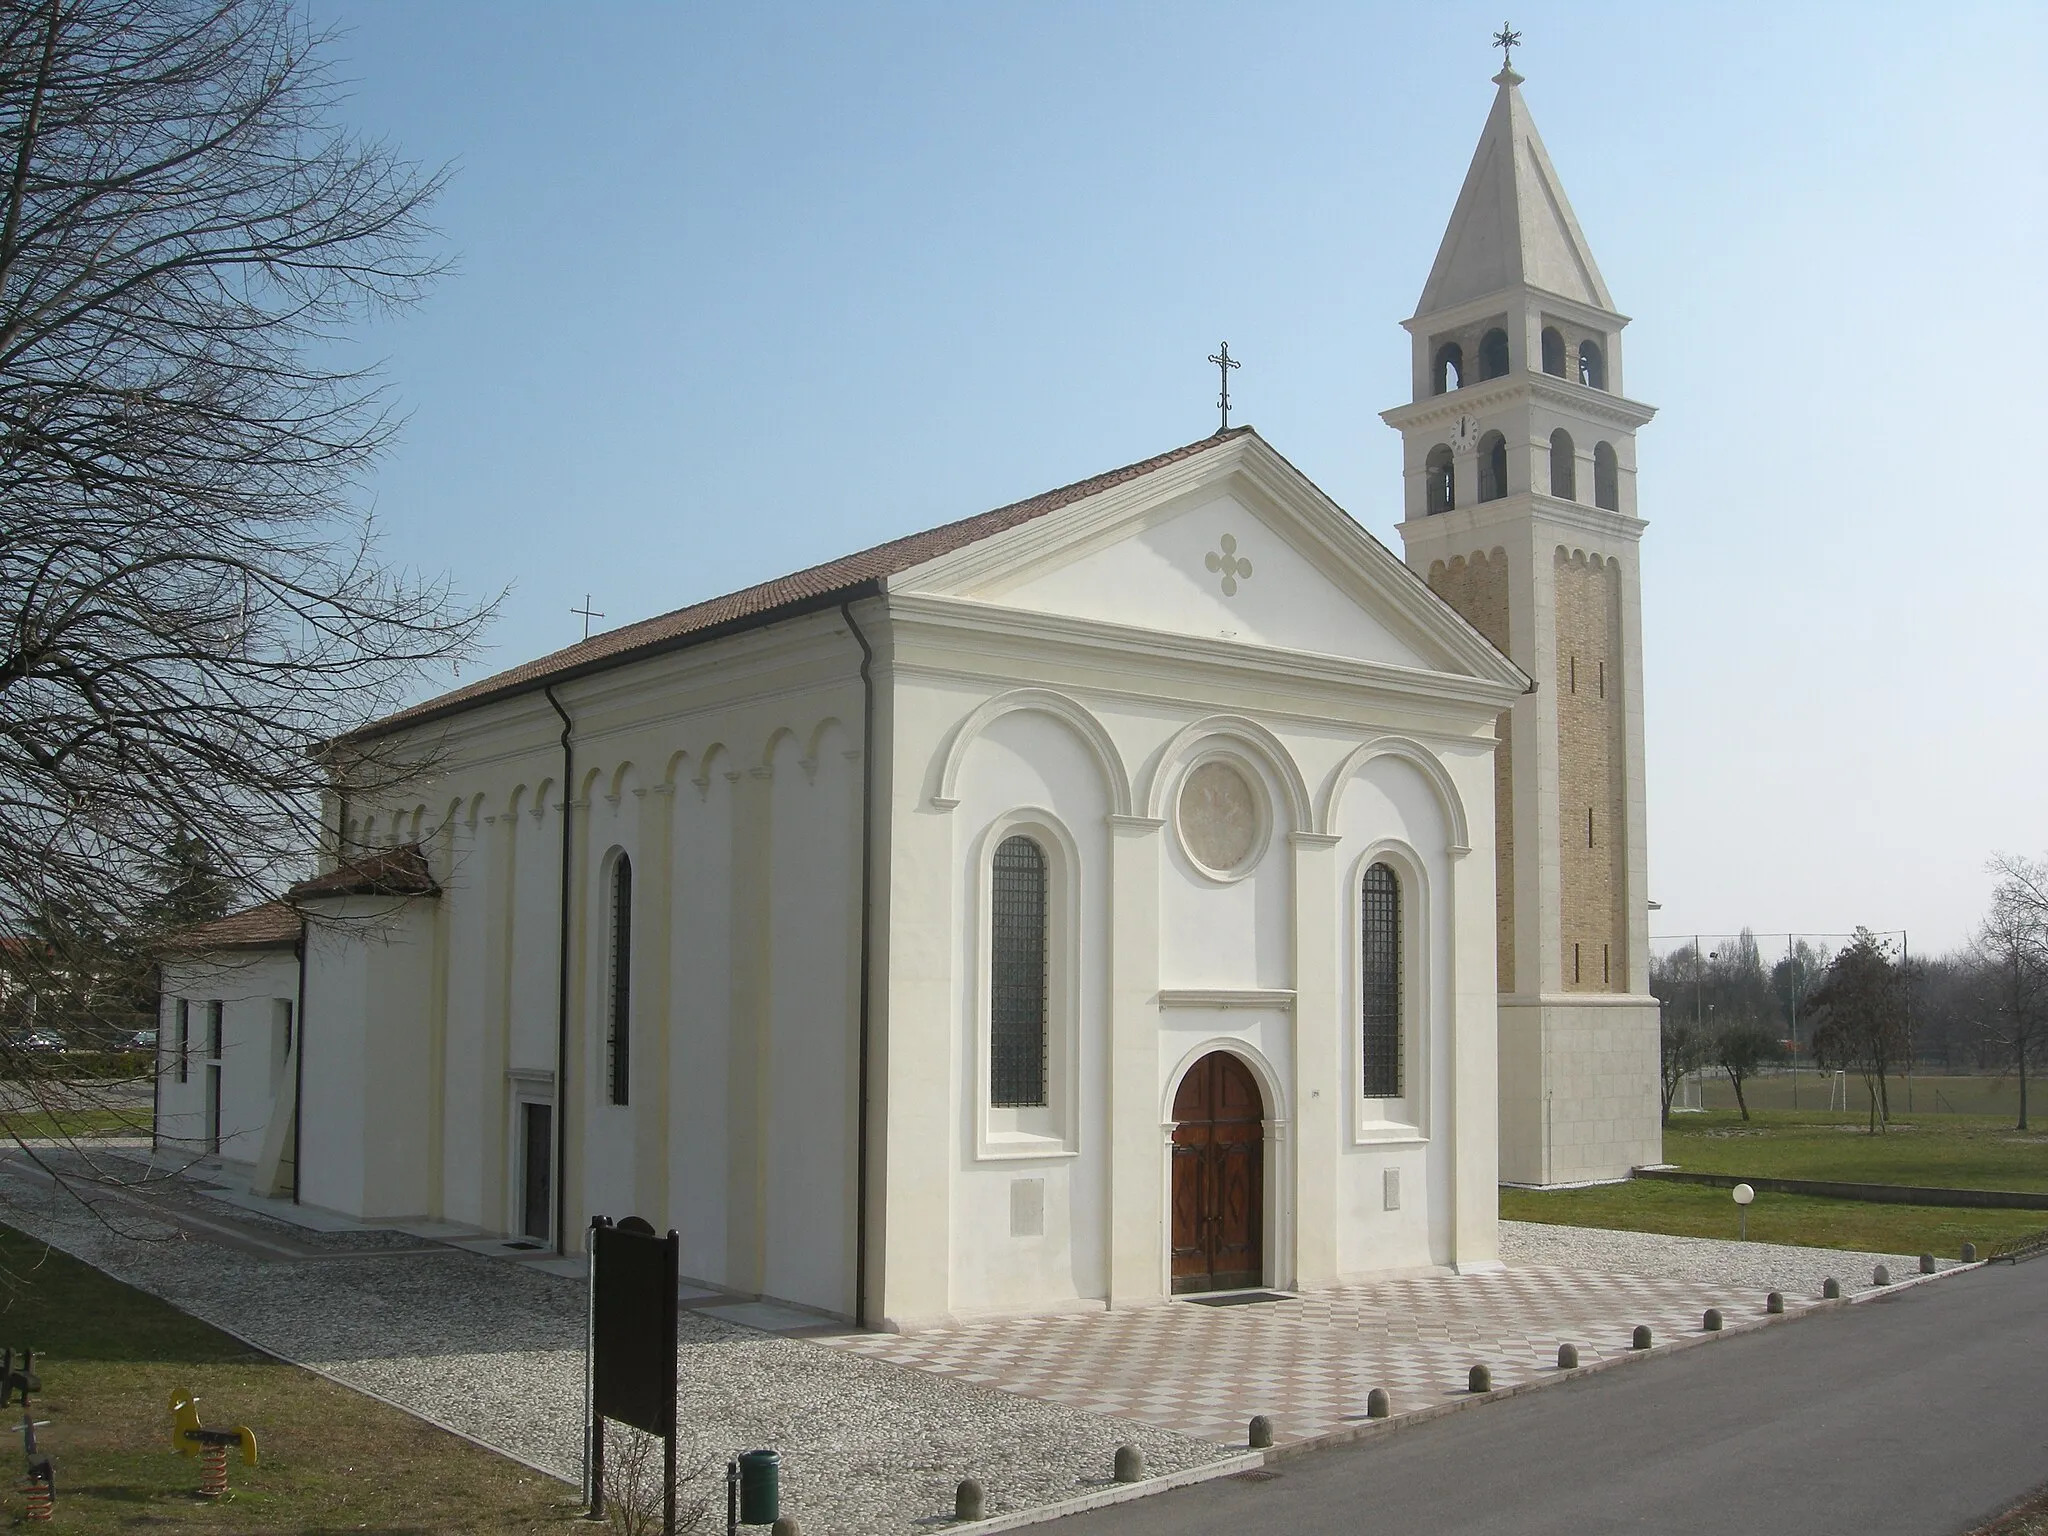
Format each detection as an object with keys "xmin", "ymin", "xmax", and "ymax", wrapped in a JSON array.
[{"xmin": 1384, "ymin": 58, "xmax": 1661, "ymax": 1184}]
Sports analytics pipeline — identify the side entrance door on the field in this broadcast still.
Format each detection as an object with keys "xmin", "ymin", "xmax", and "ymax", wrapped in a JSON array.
[
  {"xmin": 1170, "ymin": 1052, "xmax": 1264, "ymax": 1293},
  {"xmin": 521, "ymin": 1102, "xmax": 553, "ymax": 1242}
]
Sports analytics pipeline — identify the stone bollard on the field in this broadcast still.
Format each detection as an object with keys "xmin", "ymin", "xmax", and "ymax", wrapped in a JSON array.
[
  {"xmin": 772, "ymin": 1521, "xmax": 800, "ymax": 1536},
  {"xmin": 954, "ymin": 1479, "xmax": 985, "ymax": 1522},
  {"xmin": 1822, "ymin": 1277, "xmax": 1841, "ymax": 1299},
  {"xmin": 1873, "ymin": 1264, "xmax": 1891, "ymax": 1287},
  {"xmin": 1113, "ymin": 1445, "xmax": 1145, "ymax": 1484},
  {"xmin": 1248, "ymin": 1416, "xmax": 1273, "ymax": 1450},
  {"xmin": 1962, "ymin": 1242, "xmax": 1979, "ymax": 1263},
  {"xmin": 1557, "ymin": 1343, "xmax": 1579, "ymax": 1369},
  {"xmin": 1631, "ymin": 1325, "xmax": 1652, "ymax": 1351},
  {"xmin": 1919, "ymin": 1253, "xmax": 1936, "ymax": 1275},
  {"xmin": 1366, "ymin": 1388, "xmax": 1391, "ymax": 1419},
  {"xmin": 1467, "ymin": 1364, "xmax": 1491, "ymax": 1394},
  {"xmin": 1767, "ymin": 1291, "xmax": 1784, "ymax": 1315},
  {"xmin": 1703, "ymin": 1308, "xmax": 1723, "ymax": 1331}
]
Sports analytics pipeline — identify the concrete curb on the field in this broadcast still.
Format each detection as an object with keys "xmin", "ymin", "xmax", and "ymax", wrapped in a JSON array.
[
  {"xmin": 944, "ymin": 1451, "xmax": 1267, "ymax": 1534},
  {"xmin": 1633, "ymin": 1168, "xmax": 2048, "ymax": 1212}
]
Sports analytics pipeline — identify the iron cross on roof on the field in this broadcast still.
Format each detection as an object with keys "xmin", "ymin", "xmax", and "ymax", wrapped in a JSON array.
[
  {"xmin": 572, "ymin": 593, "xmax": 605, "ymax": 640},
  {"xmin": 1207, "ymin": 342, "xmax": 1241, "ymax": 433},
  {"xmin": 1493, "ymin": 22, "xmax": 1522, "ymax": 71}
]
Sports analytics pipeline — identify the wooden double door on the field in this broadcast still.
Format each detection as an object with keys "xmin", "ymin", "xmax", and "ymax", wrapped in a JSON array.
[{"xmin": 1170, "ymin": 1052, "xmax": 1264, "ymax": 1293}]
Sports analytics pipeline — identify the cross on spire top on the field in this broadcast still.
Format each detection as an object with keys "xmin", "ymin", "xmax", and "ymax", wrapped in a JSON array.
[
  {"xmin": 1207, "ymin": 342, "xmax": 1241, "ymax": 433},
  {"xmin": 1492, "ymin": 21, "xmax": 1524, "ymax": 83}
]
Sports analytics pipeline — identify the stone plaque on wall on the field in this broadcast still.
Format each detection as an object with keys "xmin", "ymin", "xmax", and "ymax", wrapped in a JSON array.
[{"xmin": 1179, "ymin": 760, "xmax": 1260, "ymax": 874}]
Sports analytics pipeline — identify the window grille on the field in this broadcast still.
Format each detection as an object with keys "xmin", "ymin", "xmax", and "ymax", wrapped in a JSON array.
[
  {"xmin": 1361, "ymin": 863, "xmax": 1402, "ymax": 1098},
  {"xmin": 607, "ymin": 853, "xmax": 632, "ymax": 1106},
  {"xmin": 206, "ymin": 1000, "xmax": 223, "ymax": 1061},
  {"xmin": 175, "ymin": 999, "xmax": 189, "ymax": 1083},
  {"xmin": 990, "ymin": 835, "xmax": 1049, "ymax": 1108}
]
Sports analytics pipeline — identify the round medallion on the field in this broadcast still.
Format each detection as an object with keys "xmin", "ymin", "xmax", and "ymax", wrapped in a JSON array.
[{"xmin": 1178, "ymin": 760, "xmax": 1262, "ymax": 875}]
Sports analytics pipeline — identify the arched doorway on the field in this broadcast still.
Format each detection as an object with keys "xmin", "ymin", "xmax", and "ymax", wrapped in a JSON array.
[{"xmin": 1170, "ymin": 1052, "xmax": 1264, "ymax": 1293}]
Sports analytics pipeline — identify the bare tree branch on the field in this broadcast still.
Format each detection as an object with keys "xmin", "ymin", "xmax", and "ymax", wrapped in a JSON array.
[{"xmin": 0, "ymin": 0, "xmax": 492, "ymax": 1170}]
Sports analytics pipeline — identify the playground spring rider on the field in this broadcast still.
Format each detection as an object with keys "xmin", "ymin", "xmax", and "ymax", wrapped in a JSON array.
[
  {"xmin": 170, "ymin": 1390, "xmax": 257, "ymax": 1499},
  {"xmin": 2, "ymin": 1348, "xmax": 53, "ymax": 1524}
]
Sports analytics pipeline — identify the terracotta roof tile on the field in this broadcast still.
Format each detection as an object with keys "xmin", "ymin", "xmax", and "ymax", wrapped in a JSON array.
[
  {"xmin": 356, "ymin": 428, "xmax": 1252, "ymax": 739},
  {"xmin": 288, "ymin": 845, "xmax": 440, "ymax": 901},
  {"xmin": 168, "ymin": 900, "xmax": 299, "ymax": 952}
]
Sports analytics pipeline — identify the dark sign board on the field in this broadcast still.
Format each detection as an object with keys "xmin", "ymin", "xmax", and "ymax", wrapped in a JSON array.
[{"xmin": 592, "ymin": 1217, "xmax": 677, "ymax": 1436}]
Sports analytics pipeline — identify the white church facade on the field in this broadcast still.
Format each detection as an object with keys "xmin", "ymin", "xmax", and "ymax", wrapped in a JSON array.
[{"xmin": 158, "ymin": 66, "xmax": 1662, "ymax": 1331}]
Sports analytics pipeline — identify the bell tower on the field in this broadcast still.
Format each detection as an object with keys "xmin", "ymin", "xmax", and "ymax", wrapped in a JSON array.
[{"xmin": 1384, "ymin": 61, "xmax": 1661, "ymax": 1184}]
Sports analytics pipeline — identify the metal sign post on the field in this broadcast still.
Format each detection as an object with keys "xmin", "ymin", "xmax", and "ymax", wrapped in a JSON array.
[{"xmin": 587, "ymin": 1216, "xmax": 680, "ymax": 1535}]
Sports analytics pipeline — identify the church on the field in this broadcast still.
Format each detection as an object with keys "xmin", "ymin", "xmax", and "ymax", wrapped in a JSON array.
[{"xmin": 156, "ymin": 63, "xmax": 1662, "ymax": 1331}]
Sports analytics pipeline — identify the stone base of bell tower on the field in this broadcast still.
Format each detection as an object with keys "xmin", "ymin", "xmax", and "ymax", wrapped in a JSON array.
[{"xmin": 1497, "ymin": 995, "xmax": 1661, "ymax": 1185}]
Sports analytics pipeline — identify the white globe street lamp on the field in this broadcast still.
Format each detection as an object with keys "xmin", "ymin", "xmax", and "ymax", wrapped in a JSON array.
[{"xmin": 1733, "ymin": 1182, "xmax": 1755, "ymax": 1241}]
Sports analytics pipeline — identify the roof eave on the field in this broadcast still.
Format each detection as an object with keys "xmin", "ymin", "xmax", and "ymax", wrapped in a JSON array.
[{"xmin": 340, "ymin": 578, "xmax": 885, "ymax": 746}]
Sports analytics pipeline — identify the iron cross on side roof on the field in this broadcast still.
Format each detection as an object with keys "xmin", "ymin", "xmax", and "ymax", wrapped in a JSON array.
[
  {"xmin": 572, "ymin": 593, "xmax": 605, "ymax": 640},
  {"xmin": 1207, "ymin": 342, "xmax": 1241, "ymax": 433}
]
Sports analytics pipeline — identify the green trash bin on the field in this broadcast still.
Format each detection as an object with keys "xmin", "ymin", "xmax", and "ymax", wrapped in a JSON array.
[{"xmin": 738, "ymin": 1449, "xmax": 780, "ymax": 1526}]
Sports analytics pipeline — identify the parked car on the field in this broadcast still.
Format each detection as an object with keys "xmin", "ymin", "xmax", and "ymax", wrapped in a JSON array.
[
  {"xmin": 126, "ymin": 1028, "xmax": 158, "ymax": 1052},
  {"xmin": 14, "ymin": 1031, "xmax": 65, "ymax": 1053}
]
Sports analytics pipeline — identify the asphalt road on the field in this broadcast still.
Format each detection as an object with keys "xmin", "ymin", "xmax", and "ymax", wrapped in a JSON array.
[{"xmin": 1048, "ymin": 1260, "xmax": 2047, "ymax": 1536}]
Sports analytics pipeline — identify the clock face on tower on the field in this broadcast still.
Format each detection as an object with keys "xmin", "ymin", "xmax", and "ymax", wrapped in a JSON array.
[{"xmin": 1449, "ymin": 414, "xmax": 1479, "ymax": 451}]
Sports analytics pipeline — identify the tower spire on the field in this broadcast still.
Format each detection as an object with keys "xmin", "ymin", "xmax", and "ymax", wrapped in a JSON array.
[{"xmin": 1413, "ymin": 66, "xmax": 1609, "ymax": 318}]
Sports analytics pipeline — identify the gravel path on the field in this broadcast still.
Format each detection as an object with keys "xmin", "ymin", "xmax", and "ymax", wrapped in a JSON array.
[
  {"xmin": 0, "ymin": 1155, "xmax": 1232, "ymax": 1533},
  {"xmin": 1500, "ymin": 1219, "xmax": 1960, "ymax": 1296}
]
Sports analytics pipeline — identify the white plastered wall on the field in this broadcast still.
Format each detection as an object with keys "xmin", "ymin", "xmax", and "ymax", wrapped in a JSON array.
[
  {"xmin": 875, "ymin": 589, "xmax": 1508, "ymax": 1328},
  {"xmin": 157, "ymin": 949, "xmax": 300, "ymax": 1166},
  {"xmin": 298, "ymin": 896, "xmax": 438, "ymax": 1219},
  {"xmin": 301, "ymin": 611, "xmax": 866, "ymax": 1318}
]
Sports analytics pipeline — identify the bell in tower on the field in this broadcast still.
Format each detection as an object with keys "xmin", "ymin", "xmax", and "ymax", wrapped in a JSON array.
[{"xmin": 1384, "ymin": 49, "xmax": 1662, "ymax": 1186}]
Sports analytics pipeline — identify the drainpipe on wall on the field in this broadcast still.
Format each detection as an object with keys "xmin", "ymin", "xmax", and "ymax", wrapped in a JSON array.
[
  {"xmin": 840, "ymin": 600, "xmax": 877, "ymax": 1329},
  {"xmin": 546, "ymin": 684, "xmax": 575, "ymax": 1256},
  {"xmin": 292, "ymin": 914, "xmax": 308, "ymax": 1202}
]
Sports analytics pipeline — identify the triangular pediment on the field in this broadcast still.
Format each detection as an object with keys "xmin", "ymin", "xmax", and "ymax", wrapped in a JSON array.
[
  {"xmin": 889, "ymin": 433, "xmax": 1527, "ymax": 692},
  {"xmin": 1418, "ymin": 74, "xmax": 1611, "ymax": 316}
]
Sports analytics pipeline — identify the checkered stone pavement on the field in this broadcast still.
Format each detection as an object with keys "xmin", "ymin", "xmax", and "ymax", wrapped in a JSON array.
[{"xmin": 824, "ymin": 1266, "xmax": 1818, "ymax": 1446}]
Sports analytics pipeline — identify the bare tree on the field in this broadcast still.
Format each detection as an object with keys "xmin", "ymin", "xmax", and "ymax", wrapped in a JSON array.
[
  {"xmin": 1701, "ymin": 929, "xmax": 1784, "ymax": 1120},
  {"xmin": 1807, "ymin": 929, "xmax": 1911, "ymax": 1132},
  {"xmin": 1975, "ymin": 853, "xmax": 2048, "ymax": 1131},
  {"xmin": 1650, "ymin": 945, "xmax": 1711, "ymax": 1125},
  {"xmin": 0, "ymin": 0, "xmax": 488, "ymax": 1153}
]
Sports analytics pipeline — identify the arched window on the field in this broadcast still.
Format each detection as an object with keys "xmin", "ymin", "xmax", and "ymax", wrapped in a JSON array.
[
  {"xmin": 606, "ymin": 852, "xmax": 632, "ymax": 1106},
  {"xmin": 1578, "ymin": 339, "xmax": 1606, "ymax": 390},
  {"xmin": 1361, "ymin": 862, "xmax": 1401, "ymax": 1097},
  {"xmin": 1594, "ymin": 441, "xmax": 1620, "ymax": 510},
  {"xmin": 1432, "ymin": 343, "xmax": 1463, "ymax": 395},
  {"xmin": 1550, "ymin": 428, "xmax": 1576, "ymax": 499},
  {"xmin": 1477, "ymin": 327, "xmax": 1510, "ymax": 380},
  {"xmin": 991, "ymin": 835, "xmax": 1048, "ymax": 1108},
  {"xmin": 1425, "ymin": 444, "xmax": 1455, "ymax": 514},
  {"xmin": 1478, "ymin": 431, "xmax": 1508, "ymax": 502},
  {"xmin": 1541, "ymin": 327, "xmax": 1567, "ymax": 376}
]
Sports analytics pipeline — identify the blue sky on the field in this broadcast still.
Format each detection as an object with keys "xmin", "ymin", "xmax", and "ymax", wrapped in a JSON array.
[{"xmin": 309, "ymin": 2, "xmax": 2047, "ymax": 953}]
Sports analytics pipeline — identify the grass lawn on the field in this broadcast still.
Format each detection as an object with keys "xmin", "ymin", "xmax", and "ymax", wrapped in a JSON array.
[
  {"xmin": 0, "ymin": 1225, "xmax": 578, "ymax": 1532},
  {"xmin": 1663, "ymin": 1109, "xmax": 2048, "ymax": 1192},
  {"xmin": 1500, "ymin": 1178, "xmax": 2046, "ymax": 1257},
  {"xmin": 1, "ymin": 1105, "xmax": 146, "ymax": 1139},
  {"xmin": 1693, "ymin": 1071, "xmax": 2032, "ymax": 1118}
]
